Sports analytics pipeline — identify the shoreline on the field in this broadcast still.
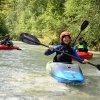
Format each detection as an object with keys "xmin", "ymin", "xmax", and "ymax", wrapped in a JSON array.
[
  {"xmin": 89, "ymin": 50, "xmax": 100, "ymax": 54},
  {"xmin": 13, "ymin": 41, "xmax": 100, "ymax": 54}
]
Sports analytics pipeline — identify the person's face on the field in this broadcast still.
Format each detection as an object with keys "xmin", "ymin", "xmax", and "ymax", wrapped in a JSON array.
[
  {"xmin": 62, "ymin": 36, "xmax": 70, "ymax": 44},
  {"xmin": 5, "ymin": 36, "xmax": 9, "ymax": 39},
  {"xmin": 78, "ymin": 39, "xmax": 82, "ymax": 43}
]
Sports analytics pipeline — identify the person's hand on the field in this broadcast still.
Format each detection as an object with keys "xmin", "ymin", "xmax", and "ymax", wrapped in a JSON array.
[
  {"xmin": 48, "ymin": 45, "xmax": 54, "ymax": 50},
  {"xmin": 82, "ymin": 59, "xmax": 88, "ymax": 64}
]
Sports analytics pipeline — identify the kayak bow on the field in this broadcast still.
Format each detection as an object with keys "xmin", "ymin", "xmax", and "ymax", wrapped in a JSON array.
[
  {"xmin": 0, "ymin": 45, "xmax": 20, "ymax": 50},
  {"xmin": 46, "ymin": 61, "xmax": 84, "ymax": 84}
]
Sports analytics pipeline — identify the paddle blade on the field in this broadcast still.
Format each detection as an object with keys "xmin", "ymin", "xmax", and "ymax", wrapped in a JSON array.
[
  {"xmin": 81, "ymin": 20, "xmax": 89, "ymax": 31},
  {"xmin": 19, "ymin": 33, "xmax": 40, "ymax": 45},
  {"xmin": 96, "ymin": 65, "xmax": 100, "ymax": 70}
]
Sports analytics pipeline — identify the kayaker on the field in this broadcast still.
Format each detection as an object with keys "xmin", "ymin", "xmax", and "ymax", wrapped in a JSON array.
[
  {"xmin": 74, "ymin": 37, "xmax": 88, "ymax": 52},
  {"xmin": 0, "ymin": 34, "xmax": 13, "ymax": 47},
  {"xmin": 44, "ymin": 31, "xmax": 88, "ymax": 64}
]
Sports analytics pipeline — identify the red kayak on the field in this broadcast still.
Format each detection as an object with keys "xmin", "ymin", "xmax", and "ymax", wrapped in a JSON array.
[
  {"xmin": 0, "ymin": 45, "xmax": 19, "ymax": 50},
  {"xmin": 72, "ymin": 52, "xmax": 93, "ymax": 60},
  {"xmin": 77, "ymin": 52, "xmax": 93, "ymax": 59}
]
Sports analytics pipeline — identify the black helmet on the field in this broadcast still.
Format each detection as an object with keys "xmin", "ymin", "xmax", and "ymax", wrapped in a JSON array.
[{"xmin": 5, "ymin": 34, "xmax": 9, "ymax": 37}]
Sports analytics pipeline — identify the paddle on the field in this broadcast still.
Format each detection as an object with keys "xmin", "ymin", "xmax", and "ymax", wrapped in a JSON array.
[
  {"xmin": 17, "ymin": 48, "xmax": 22, "ymax": 50},
  {"xmin": 72, "ymin": 20, "xmax": 89, "ymax": 46},
  {"xmin": 19, "ymin": 33, "xmax": 100, "ymax": 71},
  {"xmin": 20, "ymin": 32, "xmax": 40, "ymax": 45}
]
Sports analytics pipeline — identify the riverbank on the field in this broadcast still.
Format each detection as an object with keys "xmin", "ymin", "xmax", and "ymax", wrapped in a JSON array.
[
  {"xmin": 89, "ymin": 50, "xmax": 100, "ymax": 54},
  {"xmin": 13, "ymin": 41, "xmax": 100, "ymax": 53}
]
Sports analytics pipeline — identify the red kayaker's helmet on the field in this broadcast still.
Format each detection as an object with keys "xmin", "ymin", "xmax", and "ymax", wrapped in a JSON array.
[{"xmin": 60, "ymin": 31, "xmax": 71, "ymax": 43}]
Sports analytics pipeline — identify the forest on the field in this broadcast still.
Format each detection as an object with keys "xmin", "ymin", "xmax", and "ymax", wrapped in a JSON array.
[{"xmin": 0, "ymin": 0, "xmax": 100, "ymax": 50}]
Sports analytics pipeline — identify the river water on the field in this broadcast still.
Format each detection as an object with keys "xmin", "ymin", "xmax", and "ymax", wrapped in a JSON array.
[{"xmin": 0, "ymin": 41, "xmax": 100, "ymax": 100}]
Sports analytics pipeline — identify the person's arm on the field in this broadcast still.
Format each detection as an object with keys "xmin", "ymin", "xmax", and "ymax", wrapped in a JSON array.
[
  {"xmin": 0, "ymin": 40, "xmax": 3, "ymax": 45},
  {"xmin": 0, "ymin": 40, "xmax": 5, "ymax": 45},
  {"xmin": 44, "ymin": 44, "xmax": 61, "ymax": 56},
  {"xmin": 9, "ymin": 40, "xmax": 13, "ymax": 46},
  {"xmin": 71, "ymin": 47, "xmax": 87, "ymax": 63}
]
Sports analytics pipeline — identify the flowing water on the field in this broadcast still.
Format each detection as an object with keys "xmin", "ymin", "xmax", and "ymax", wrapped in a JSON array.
[{"xmin": 0, "ymin": 41, "xmax": 100, "ymax": 100}]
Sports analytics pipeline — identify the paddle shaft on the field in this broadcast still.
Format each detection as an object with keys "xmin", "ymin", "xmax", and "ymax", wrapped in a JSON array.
[
  {"xmin": 17, "ymin": 48, "xmax": 22, "ymax": 50},
  {"xmin": 72, "ymin": 20, "xmax": 89, "ymax": 46},
  {"xmin": 87, "ymin": 62, "xmax": 98, "ymax": 66},
  {"xmin": 72, "ymin": 30, "xmax": 82, "ymax": 46},
  {"xmin": 23, "ymin": 34, "xmax": 100, "ymax": 69}
]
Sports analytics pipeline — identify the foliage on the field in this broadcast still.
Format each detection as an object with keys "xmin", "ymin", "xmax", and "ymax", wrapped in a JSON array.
[{"xmin": 0, "ymin": 0, "xmax": 100, "ymax": 50}]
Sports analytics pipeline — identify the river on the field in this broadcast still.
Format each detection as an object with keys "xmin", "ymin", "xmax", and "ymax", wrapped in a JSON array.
[{"xmin": 0, "ymin": 41, "xmax": 100, "ymax": 100}]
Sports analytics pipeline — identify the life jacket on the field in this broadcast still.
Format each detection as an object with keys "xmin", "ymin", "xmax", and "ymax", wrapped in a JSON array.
[
  {"xmin": 53, "ymin": 45, "xmax": 73, "ymax": 63},
  {"xmin": 77, "ymin": 44, "xmax": 84, "ymax": 49},
  {"xmin": 77, "ymin": 43, "xmax": 88, "ymax": 52},
  {"xmin": 3, "ymin": 39, "xmax": 12, "ymax": 46}
]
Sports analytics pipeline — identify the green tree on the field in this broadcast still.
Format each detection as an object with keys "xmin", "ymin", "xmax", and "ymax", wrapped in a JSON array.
[{"xmin": 1, "ymin": 0, "xmax": 100, "ymax": 49}]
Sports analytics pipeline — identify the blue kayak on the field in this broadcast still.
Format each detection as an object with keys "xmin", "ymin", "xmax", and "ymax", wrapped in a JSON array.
[{"xmin": 46, "ymin": 61, "xmax": 84, "ymax": 84}]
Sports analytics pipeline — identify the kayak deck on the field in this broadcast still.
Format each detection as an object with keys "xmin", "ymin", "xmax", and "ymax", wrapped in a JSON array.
[{"xmin": 46, "ymin": 61, "xmax": 84, "ymax": 84}]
